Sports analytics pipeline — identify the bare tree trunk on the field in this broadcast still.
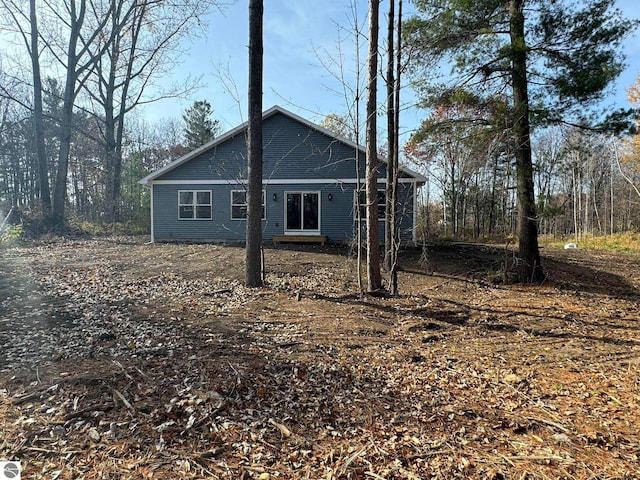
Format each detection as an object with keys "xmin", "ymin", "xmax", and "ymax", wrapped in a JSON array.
[
  {"xmin": 509, "ymin": 0, "xmax": 544, "ymax": 282},
  {"xmin": 384, "ymin": 0, "xmax": 395, "ymax": 273},
  {"xmin": 365, "ymin": 0, "xmax": 382, "ymax": 293},
  {"xmin": 29, "ymin": 0, "xmax": 51, "ymax": 215},
  {"xmin": 104, "ymin": 87, "xmax": 118, "ymax": 222},
  {"xmin": 572, "ymin": 164, "xmax": 579, "ymax": 242},
  {"xmin": 578, "ymin": 170, "xmax": 584, "ymax": 239},
  {"xmin": 354, "ymin": 12, "xmax": 364, "ymax": 293},
  {"xmin": 52, "ymin": 37, "xmax": 80, "ymax": 229},
  {"xmin": 51, "ymin": 0, "xmax": 89, "ymax": 231},
  {"xmin": 245, "ymin": 0, "xmax": 263, "ymax": 288},
  {"xmin": 610, "ymin": 156, "xmax": 614, "ymax": 235},
  {"xmin": 584, "ymin": 163, "xmax": 590, "ymax": 237},
  {"xmin": 100, "ymin": 1, "xmax": 145, "ymax": 223},
  {"xmin": 593, "ymin": 183, "xmax": 602, "ymax": 234},
  {"xmin": 389, "ymin": 0, "xmax": 402, "ymax": 295}
]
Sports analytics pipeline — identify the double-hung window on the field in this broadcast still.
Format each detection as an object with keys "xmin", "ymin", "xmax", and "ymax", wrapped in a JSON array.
[
  {"xmin": 355, "ymin": 189, "xmax": 386, "ymax": 221},
  {"xmin": 231, "ymin": 189, "xmax": 265, "ymax": 219},
  {"xmin": 178, "ymin": 190, "xmax": 212, "ymax": 220}
]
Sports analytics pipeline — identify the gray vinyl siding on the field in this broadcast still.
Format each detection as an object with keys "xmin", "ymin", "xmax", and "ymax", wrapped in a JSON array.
[
  {"xmin": 149, "ymin": 110, "xmax": 418, "ymax": 243},
  {"xmin": 153, "ymin": 184, "xmax": 243, "ymax": 241},
  {"xmin": 152, "ymin": 181, "xmax": 415, "ymax": 243},
  {"xmin": 157, "ymin": 112, "xmax": 382, "ymax": 182}
]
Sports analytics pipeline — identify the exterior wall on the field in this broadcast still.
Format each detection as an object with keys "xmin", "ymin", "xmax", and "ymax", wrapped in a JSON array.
[
  {"xmin": 149, "ymin": 110, "xmax": 418, "ymax": 243},
  {"xmin": 152, "ymin": 180, "xmax": 416, "ymax": 243},
  {"xmin": 157, "ymin": 112, "xmax": 385, "ymax": 182}
]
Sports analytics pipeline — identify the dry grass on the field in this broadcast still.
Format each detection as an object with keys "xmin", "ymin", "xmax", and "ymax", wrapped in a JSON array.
[{"xmin": 540, "ymin": 232, "xmax": 640, "ymax": 253}]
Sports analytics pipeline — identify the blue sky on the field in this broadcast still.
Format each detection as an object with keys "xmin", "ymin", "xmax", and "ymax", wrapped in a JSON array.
[{"xmin": 143, "ymin": 0, "xmax": 640, "ymax": 141}]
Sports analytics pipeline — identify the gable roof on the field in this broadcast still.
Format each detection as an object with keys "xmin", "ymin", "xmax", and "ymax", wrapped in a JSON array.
[{"xmin": 139, "ymin": 105, "xmax": 426, "ymax": 185}]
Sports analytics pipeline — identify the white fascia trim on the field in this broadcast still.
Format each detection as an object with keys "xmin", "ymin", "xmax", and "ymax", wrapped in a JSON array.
[{"xmin": 149, "ymin": 178, "xmax": 418, "ymax": 185}]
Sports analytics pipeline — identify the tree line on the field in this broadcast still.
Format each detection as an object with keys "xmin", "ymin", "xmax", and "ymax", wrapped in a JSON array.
[
  {"xmin": 321, "ymin": 0, "xmax": 637, "ymax": 284},
  {"xmin": 409, "ymin": 122, "xmax": 640, "ymax": 242},
  {"xmin": 0, "ymin": 0, "xmax": 219, "ymax": 231}
]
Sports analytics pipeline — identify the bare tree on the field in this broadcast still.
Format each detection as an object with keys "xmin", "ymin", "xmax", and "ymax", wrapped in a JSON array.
[
  {"xmin": 28, "ymin": 0, "xmax": 50, "ymax": 213},
  {"xmin": 365, "ymin": 0, "xmax": 382, "ymax": 292},
  {"xmin": 245, "ymin": 0, "xmax": 263, "ymax": 288},
  {"xmin": 82, "ymin": 0, "xmax": 214, "ymax": 223},
  {"xmin": 43, "ymin": 0, "xmax": 117, "ymax": 229},
  {"xmin": 2, "ymin": 0, "xmax": 214, "ymax": 228},
  {"xmin": 384, "ymin": 0, "xmax": 403, "ymax": 295},
  {"xmin": 313, "ymin": 0, "xmax": 366, "ymax": 292},
  {"xmin": 0, "ymin": 0, "xmax": 51, "ymax": 213},
  {"xmin": 384, "ymin": 0, "xmax": 396, "ymax": 274}
]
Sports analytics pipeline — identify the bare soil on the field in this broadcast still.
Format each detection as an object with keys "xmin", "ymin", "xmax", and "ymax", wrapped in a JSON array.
[{"xmin": 1, "ymin": 237, "xmax": 639, "ymax": 479}]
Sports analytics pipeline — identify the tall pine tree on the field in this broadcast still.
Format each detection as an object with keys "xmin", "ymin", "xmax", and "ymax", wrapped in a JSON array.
[
  {"xmin": 182, "ymin": 100, "xmax": 220, "ymax": 150},
  {"xmin": 405, "ymin": 0, "xmax": 637, "ymax": 282}
]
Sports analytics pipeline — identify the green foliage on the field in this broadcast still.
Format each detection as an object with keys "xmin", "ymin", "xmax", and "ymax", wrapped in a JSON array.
[
  {"xmin": 182, "ymin": 100, "xmax": 220, "ymax": 150},
  {"xmin": 0, "ymin": 224, "xmax": 23, "ymax": 245},
  {"xmin": 405, "ymin": 0, "xmax": 638, "ymax": 130},
  {"xmin": 120, "ymin": 152, "xmax": 151, "ymax": 230}
]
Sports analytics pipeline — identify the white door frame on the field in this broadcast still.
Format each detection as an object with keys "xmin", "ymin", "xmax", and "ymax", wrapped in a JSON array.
[{"xmin": 284, "ymin": 191, "xmax": 321, "ymax": 235}]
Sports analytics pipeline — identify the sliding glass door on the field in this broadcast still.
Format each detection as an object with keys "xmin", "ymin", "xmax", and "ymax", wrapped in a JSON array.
[{"xmin": 285, "ymin": 192, "xmax": 320, "ymax": 234}]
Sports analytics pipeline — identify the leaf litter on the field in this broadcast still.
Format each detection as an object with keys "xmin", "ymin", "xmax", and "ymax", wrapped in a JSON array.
[{"xmin": 1, "ymin": 237, "xmax": 640, "ymax": 479}]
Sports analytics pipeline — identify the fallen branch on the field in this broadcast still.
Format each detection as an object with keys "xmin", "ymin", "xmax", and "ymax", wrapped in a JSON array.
[
  {"xmin": 525, "ymin": 416, "xmax": 570, "ymax": 433},
  {"xmin": 113, "ymin": 389, "xmax": 134, "ymax": 411},
  {"xmin": 63, "ymin": 403, "xmax": 115, "ymax": 421},
  {"xmin": 268, "ymin": 418, "xmax": 291, "ymax": 437},
  {"xmin": 338, "ymin": 445, "xmax": 369, "ymax": 475},
  {"xmin": 11, "ymin": 384, "xmax": 59, "ymax": 405}
]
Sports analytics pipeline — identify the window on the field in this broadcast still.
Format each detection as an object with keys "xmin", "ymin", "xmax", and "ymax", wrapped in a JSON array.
[
  {"xmin": 178, "ymin": 190, "xmax": 212, "ymax": 220},
  {"xmin": 231, "ymin": 189, "xmax": 265, "ymax": 219},
  {"xmin": 355, "ymin": 189, "xmax": 386, "ymax": 221}
]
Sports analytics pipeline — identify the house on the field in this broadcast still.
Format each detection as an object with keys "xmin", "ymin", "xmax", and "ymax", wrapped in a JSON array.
[{"xmin": 139, "ymin": 106, "xmax": 426, "ymax": 244}]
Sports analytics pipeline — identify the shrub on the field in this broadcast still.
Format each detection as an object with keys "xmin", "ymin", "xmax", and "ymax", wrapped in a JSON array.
[{"xmin": 0, "ymin": 224, "xmax": 23, "ymax": 245}]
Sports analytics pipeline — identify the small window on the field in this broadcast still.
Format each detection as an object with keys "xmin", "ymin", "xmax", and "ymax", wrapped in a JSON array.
[
  {"xmin": 355, "ymin": 189, "xmax": 386, "ymax": 221},
  {"xmin": 231, "ymin": 189, "xmax": 265, "ymax": 219},
  {"xmin": 179, "ymin": 190, "xmax": 212, "ymax": 220}
]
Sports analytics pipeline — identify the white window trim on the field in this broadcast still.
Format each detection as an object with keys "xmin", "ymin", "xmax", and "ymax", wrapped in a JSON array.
[
  {"xmin": 354, "ymin": 188, "xmax": 386, "ymax": 221},
  {"xmin": 284, "ymin": 191, "xmax": 321, "ymax": 235},
  {"xmin": 178, "ymin": 189, "xmax": 212, "ymax": 220},
  {"xmin": 230, "ymin": 189, "xmax": 266, "ymax": 220}
]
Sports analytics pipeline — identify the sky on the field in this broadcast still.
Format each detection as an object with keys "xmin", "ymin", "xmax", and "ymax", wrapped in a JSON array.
[{"xmin": 142, "ymin": 0, "xmax": 640, "ymax": 142}]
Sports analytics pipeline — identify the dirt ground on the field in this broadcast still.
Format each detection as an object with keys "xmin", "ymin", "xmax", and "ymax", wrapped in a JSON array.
[{"xmin": 1, "ymin": 237, "xmax": 639, "ymax": 479}]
